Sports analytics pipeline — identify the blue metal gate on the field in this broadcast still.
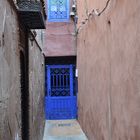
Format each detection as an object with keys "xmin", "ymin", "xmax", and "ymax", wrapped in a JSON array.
[{"xmin": 45, "ymin": 65, "xmax": 77, "ymax": 120}]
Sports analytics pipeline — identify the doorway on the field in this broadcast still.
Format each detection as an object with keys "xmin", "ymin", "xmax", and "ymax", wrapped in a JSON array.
[{"xmin": 45, "ymin": 56, "xmax": 77, "ymax": 120}]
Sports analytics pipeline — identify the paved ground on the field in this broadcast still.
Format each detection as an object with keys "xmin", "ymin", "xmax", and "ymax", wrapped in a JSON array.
[{"xmin": 43, "ymin": 119, "xmax": 88, "ymax": 140}]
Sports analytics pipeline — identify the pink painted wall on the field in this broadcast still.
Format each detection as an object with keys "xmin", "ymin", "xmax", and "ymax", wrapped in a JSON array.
[
  {"xmin": 43, "ymin": 20, "xmax": 76, "ymax": 57},
  {"xmin": 77, "ymin": 0, "xmax": 140, "ymax": 140}
]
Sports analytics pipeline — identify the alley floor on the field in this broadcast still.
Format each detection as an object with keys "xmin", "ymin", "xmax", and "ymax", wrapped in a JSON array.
[{"xmin": 43, "ymin": 119, "xmax": 88, "ymax": 140}]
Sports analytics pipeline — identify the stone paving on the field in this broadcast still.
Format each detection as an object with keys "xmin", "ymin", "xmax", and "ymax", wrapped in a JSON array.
[{"xmin": 43, "ymin": 119, "xmax": 88, "ymax": 140}]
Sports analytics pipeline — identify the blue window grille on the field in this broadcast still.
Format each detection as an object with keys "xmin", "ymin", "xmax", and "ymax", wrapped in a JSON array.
[{"xmin": 47, "ymin": 0, "xmax": 70, "ymax": 22}]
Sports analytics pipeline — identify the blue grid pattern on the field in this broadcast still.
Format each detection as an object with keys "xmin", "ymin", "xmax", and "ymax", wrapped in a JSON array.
[
  {"xmin": 47, "ymin": 0, "xmax": 70, "ymax": 22},
  {"xmin": 45, "ymin": 65, "xmax": 77, "ymax": 120}
]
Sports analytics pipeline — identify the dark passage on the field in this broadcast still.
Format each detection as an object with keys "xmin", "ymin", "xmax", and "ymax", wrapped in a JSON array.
[{"xmin": 20, "ymin": 51, "xmax": 29, "ymax": 140}]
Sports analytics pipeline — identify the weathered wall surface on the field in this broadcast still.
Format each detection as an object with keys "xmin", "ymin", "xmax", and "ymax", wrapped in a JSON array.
[
  {"xmin": 43, "ymin": 0, "xmax": 76, "ymax": 57},
  {"xmin": 0, "ymin": 1, "xmax": 45, "ymax": 140},
  {"xmin": 0, "ymin": 0, "xmax": 21, "ymax": 139},
  {"xmin": 77, "ymin": 0, "xmax": 140, "ymax": 140},
  {"xmin": 29, "ymin": 37, "xmax": 45, "ymax": 140},
  {"xmin": 43, "ymin": 21, "xmax": 76, "ymax": 57}
]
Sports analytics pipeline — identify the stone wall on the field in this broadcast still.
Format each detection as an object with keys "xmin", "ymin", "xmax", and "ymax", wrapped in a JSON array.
[
  {"xmin": 29, "ymin": 36, "xmax": 45, "ymax": 140},
  {"xmin": 77, "ymin": 0, "xmax": 140, "ymax": 140}
]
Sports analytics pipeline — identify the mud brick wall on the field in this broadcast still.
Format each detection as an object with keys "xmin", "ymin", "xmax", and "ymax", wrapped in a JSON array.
[
  {"xmin": 43, "ymin": 21, "xmax": 76, "ymax": 57},
  {"xmin": 29, "ymin": 36, "xmax": 45, "ymax": 140},
  {"xmin": 0, "ymin": 0, "xmax": 21, "ymax": 139},
  {"xmin": 0, "ymin": 0, "xmax": 45, "ymax": 140},
  {"xmin": 77, "ymin": 0, "xmax": 140, "ymax": 140},
  {"xmin": 43, "ymin": 0, "xmax": 77, "ymax": 57}
]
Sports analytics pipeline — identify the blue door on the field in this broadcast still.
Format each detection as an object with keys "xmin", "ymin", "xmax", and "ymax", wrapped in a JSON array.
[{"xmin": 45, "ymin": 65, "xmax": 77, "ymax": 120}]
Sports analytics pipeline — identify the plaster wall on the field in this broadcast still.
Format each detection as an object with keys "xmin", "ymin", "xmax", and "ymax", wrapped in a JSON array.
[
  {"xmin": 29, "ymin": 37, "xmax": 45, "ymax": 140},
  {"xmin": 0, "ymin": 1, "xmax": 45, "ymax": 140},
  {"xmin": 0, "ymin": 0, "xmax": 21, "ymax": 139},
  {"xmin": 77, "ymin": 0, "xmax": 140, "ymax": 140},
  {"xmin": 43, "ymin": 21, "xmax": 76, "ymax": 57},
  {"xmin": 43, "ymin": 0, "xmax": 77, "ymax": 57}
]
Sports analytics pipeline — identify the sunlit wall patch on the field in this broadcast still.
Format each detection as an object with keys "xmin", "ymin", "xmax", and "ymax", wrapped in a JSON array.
[{"xmin": 47, "ymin": 0, "xmax": 70, "ymax": 22}]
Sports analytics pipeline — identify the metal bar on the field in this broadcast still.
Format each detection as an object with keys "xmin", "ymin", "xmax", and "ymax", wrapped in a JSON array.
[
  {"xmin": 60, "ymin": 74, "xmax": 61, "ymax": 87},
  {"xmin": 52, "ymin": 75, "xmax": 54, "ymax": 87},
  {"xmin": 65, "ymin": 75, "xmax": 67, "ymax": 87},
  {"xmin": 47, "ymin": 66, "xmax": 51, "ymax": 97},
  {"xmin": 56, "ymin": 74, "xmax": 58, "ymax": 88},
  {"xmin": 70, "ymin": 65, "xmax": 73, "ymax": 97},
  {"xmin": 67, "ymin": 74, "xmax": 69, "ymax": 87},
  {"xmin": 65, "ymin": 74, "xmax": 67, "ymax": 87},
  {"xmin": 68, "ymin": 75, "xmax": 70, "ymax": 87},
  {"xmin": 53, "ymin": 75, "xmax": 55, "ymax": 87},
  {"xmin": 63, "ymin": 74, "xmax": 64, "ymax": 88},
  {"xmin": 61, "ymin": 75, "xmax": 63, "ymax": 88},
  {"xmin": 51, "ymin": 75, "xmax": 53, "ymax": 88},
  {"xmin": 58, "ymin": 74, "xmax": 60, "ymax": 87}
]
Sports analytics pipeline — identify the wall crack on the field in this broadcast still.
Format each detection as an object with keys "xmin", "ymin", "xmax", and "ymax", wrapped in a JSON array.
[
  {"xmin": 76, "ymin": 0, "xmax": 111, "ymax": 34},
  {"xmin": 98, "ymin": 0, "xmax": 111, "ymax": 16}
]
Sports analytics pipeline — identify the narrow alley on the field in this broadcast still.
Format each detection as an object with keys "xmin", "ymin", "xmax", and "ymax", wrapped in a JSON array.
[
  {"xmin": 43, "ymin": 120, "xmax": 87, "ymax": 140},
  {"xmin": 1, "ymin": 0, "xmax": 140, "ymax": 140}
]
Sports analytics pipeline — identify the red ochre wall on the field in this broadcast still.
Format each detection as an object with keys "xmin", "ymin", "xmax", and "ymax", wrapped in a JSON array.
[
  {"xmin": 77, "ymin": 0, "xmax": 140, "ymax": 140},
  {"xmin": 43, "ymin": 20, "xmax": 76, "ymax": 57}
]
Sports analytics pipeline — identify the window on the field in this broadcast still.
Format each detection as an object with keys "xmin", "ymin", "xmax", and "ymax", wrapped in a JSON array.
[{"xmin": 47, "ymin": 0, "xmax": 70, "ymax": 22}]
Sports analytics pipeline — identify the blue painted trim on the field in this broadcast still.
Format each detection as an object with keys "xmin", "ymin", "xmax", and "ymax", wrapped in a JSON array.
[
  {"xmin": 45, "ymin": 64, "xmax": 77, "ymax": 120},
  {"xmin": 70, "ymin": 65, "xmax": 73, "ymax": 97},
  {"xmin": 47, "ymin": 65, "xmax": 51, "ymax": 97},
  {"xmin": 70, "ymin": 65, "xmax": 75, "ymax": 118}
]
